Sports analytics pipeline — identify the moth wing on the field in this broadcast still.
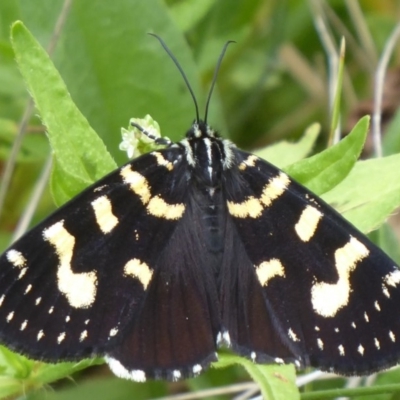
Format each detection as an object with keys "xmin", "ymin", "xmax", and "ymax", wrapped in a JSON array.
[
  {"xmin": 222, "ymin": 149, "xmax": 400, "ymax": 374},
  {"xmin": 0, "ymin": 148, "xmax": 190, "ymax": 361}
]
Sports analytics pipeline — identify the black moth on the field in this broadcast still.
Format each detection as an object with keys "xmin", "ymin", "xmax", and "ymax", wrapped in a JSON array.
[{"xmin": 0, "ymin": 36, "xmax": 400, "ymax": 383}]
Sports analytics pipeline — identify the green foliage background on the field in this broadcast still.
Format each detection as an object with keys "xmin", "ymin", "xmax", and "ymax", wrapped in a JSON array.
[{"xmin": 2, "ymin": 1, "xmax": 400, "ymax": 399}]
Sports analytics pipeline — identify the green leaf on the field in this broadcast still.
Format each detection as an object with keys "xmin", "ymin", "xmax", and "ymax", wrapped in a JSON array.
[
  {"xmin": 256, "ymin": 123, "xmax": 320, "ymax": 169},
  {"xmin": 0, "ymin": 345, "xmax": 103, "ymax": 399},
  {"xmin": 10, "ymin": 21, "xmax": 117, "ymax": 203},
  {"xmin": 216, "ymin": 354, "xmax": 299, "ymax": 400},
  {"xmin": 322, "ymin": 153, "xmax": 400, "ymax": 233},
  {"xmin": 49, "ymin": 159, "xmax": 92, "ymax": 207},
  {"xmin": 368, "ymin": 223, "xmax": 400, "ymax": 265},
  {"xmin": 286, "ymin": 116, "xmax": 369, "ymax": 196},
  {"xmin": 0, "ymin": 376, "xmax": 22, "ymax": 399},
  {"xmin": 32, "ymin": 358, "xmax": 104, "ymax": 386},
  {"xmin": 170, "ymin": 0, "xmax": 215, "ymax": 32}
]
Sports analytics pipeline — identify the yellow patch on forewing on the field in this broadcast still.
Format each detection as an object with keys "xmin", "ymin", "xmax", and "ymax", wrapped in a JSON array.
[
  {"xmin": 311, "ymin": 237, "xmax": 369, "ymax": 317},
  {"xmin": 120, "ymin": 165, "xmax": 185, "ymax": 220},
  {"xmin": 295, "ymin": 205, "xmax": 323, "ymax": 242},
  {"xmin": 227, "ymin": 197, "xmax": 264, "ymax": 218},
  {"xmin": 91, "ymin": 196, "xmax": 119, "ymax": 233},
  {"xmin": 124, "ymin": 258, "xmax": 153, "ymax": 289},
  {"xmin": 120, "ymin": 166, "xmax": 151, "ymax": 204},
  {"xmin": 261, "ymin": 173, "xmax": 290, "ymax": 206},
  {"xmin": 43, "ymin": 221, "xmax": 98, "ymax": 308},
  {"xmin": 6, "ymin": 249, "xmax": 26, "ymax": 268},
  {"xmin": 147, "ymin": 196, "xmax": 185, "ymax": 220},
  {"xmin": 153, "ymin": 152, "xmax": 173, "ymax": 171},
  {"xmin": 239, "ymin": 155, "xmax": 258, "ymax": 170},
  {"xmin": 255, "ymin": 258, "xmax": 285, "ymax": 286},
  {"xmin": 227, "ymin": 172, "xmax": 290, "ymax": 218}
]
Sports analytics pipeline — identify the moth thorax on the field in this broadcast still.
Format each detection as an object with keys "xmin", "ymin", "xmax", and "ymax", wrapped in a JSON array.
[{"xmin": 191, "ymin": 137, "xmax": 225, "ymax": 187}]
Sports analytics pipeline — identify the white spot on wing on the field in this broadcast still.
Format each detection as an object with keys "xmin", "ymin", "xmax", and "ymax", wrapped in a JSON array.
[
  {"xmin": 390, "ymin": 331, "xmax": 396, "ymax": 342},
  {"xmin": 49, "ymin": 306, "xmax": 54, "ymax": 314},
  {"xmin": 311, "ymin": 237, "xmax": 369, "ymax": 317},
  {"xmin": 382, "ymin": 270, "xmax": 400, "ymax": 298},
  {"xmin": 20, "ymin": 320, "xmax": 28, "ymax": 331},
  {"xmin": 91, "ymin": 196, "xmax": 119, "ymax": 233},
  {"xmin": 351, "ymin": 322, "xmax": 356, "ymax": 329},
  {"xmin": 106, "ymin": 356, "xmax": 147, "ymax": 382},
  {"xmin": 338, "ymin": 345, "xmax": 345, "ymax": 356},
  {"xmin": 317, "ymin": 338, "xmax": 324, "ymax": 350},
  {"xmin": 43, "ymin": 221, "xmax": 98, "ymax": 309},
  {"xmin": 37, "ymin": 330, "xmax": 44, "ymax": 341},
  {"xmin": 124, "ymin": 259, "xmax": 153, "ymax": 289},
  {"xmin": 35, "ymin": 297, "xmax": 41, "ymax": 306},
  {"xmin": 374, "ymin": 338, "xmax": 380, "ymax": 349},
  {"xmin": 58, "ymin": 332, "xmax": 66, "ymax": 344},
  {"xmin": 80, "ymin": 330, "xmax": 88, "ymax": 342},
  {"xmin": 193, "ymin": 364, "xmax": 202, "ymax": 374},
  {"xmin": 109, "ymin": 327, "xmax": 118, "ymax": 337},
  {"xmin": 374, "ymin": 301, "xmax": 381, "ymax": 311},
  {"xmin": 24, "ymin": 284, "xmax": 32, "ymax": 294},
  {"xmin": 6, "ymin": 249, "xmax": 26, "ymax": 268},
  {"xmin": 274, "ymin": 357, "xmax": 284, "ymax": 364},
  {"xmin": 295, "ymin": 205, "xmax": 323, "ymax": 242},
  {"xmin": 358, "ymin": 344, "xmax": 364, "ymax": 355},
  {"xmin": 0, "ymin": 295, "xmax": 4, "ymax": 306},
  {"xmin": 288, "ymin": 328, "xmax": 300, "ymax": 342},
  {"xmin": 384, "ymin": 270, "xmax": 400, "ymax": 286},
  {"xmin": 255, "ymin": 258, "xmax": 285, "ymax": 286},
  {"xmin": 382, "ymin": 286, "xmax": 390, "ymax": 298},
  {"xmin": 18, "ymin": 268, "xmax": 27, "ymax": 279},
  {"xmin": 251, "ymin": 351, "xmax": 256, "ymax": 361},
  {"xmin": 6, "ymin": 312, "xmax": 13, "ymax": 322},
  {"xmin": 172, "ymin": 370, "xmax": 181, "ymax": 381},
  {"xmin": 364, "ymin": 312, "xmax": 369, "ymax": 322}
]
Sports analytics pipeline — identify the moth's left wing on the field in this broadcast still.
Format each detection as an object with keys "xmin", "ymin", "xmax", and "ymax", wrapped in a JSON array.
[
  {"xmin": 223, "ymin": 149, "xmax": 400, "ymax": 375},
  {"xmin": 0, "ymin": 148, "xmax": 190, "ymax": 361}
]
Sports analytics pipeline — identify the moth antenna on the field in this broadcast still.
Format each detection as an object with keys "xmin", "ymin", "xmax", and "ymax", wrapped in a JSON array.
[
  {"xmin": 204, "ymin": 41, "xmax": 235, "ymax": 124},
  {"xmin": 149, "ymin": 33, "xmax": 200, "ymax": 123}
]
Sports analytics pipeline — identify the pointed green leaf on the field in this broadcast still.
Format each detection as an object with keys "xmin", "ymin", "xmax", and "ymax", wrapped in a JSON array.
[
  {"xmin": 256, "ymin": 123, "xmax": 320, "ymax": 169},
  {"xmin": 10, "ymin": 21, "xmax": 117, "ymax": 202},
  {"xmin": 286, "ymin": 116, "xmax": 369, "ymax": 195},
  {"xmin": 322, "ymin": 153, "xmax": 400, "ymax": 233},
  {"xmin": 215, "ymin": 354, "xmax": 299, "ymax": 400}
]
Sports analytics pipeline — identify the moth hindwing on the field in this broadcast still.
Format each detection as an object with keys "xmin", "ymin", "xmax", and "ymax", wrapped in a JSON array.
[{"xmin": 1, "ymin": 119, "xmax": 400, "ymax": 381}]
